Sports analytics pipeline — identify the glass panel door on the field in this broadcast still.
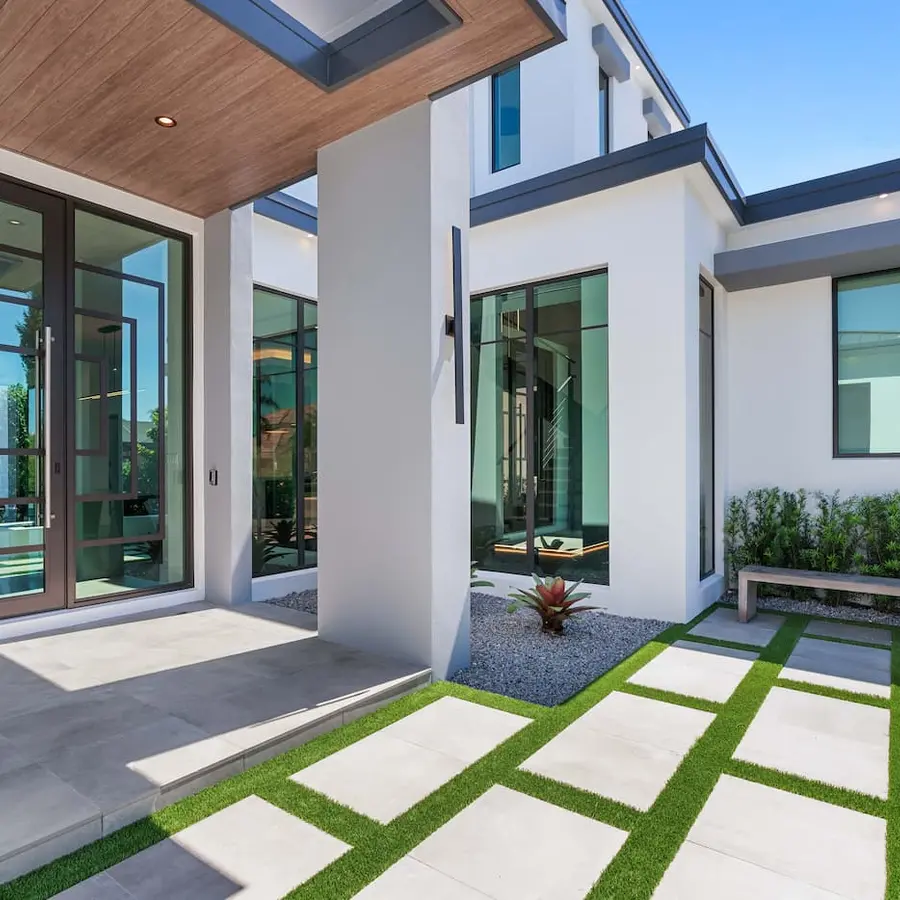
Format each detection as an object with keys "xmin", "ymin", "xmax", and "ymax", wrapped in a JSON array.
[{"xmin": 0, "ymin": 184, "xmax": 66, "ymax": 617}]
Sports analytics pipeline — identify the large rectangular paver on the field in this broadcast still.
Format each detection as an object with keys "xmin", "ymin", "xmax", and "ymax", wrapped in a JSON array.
[
  {"xmin": 685, "ymin": 775, "xmax": 885, "ymax": 899},
  {"xmin": 292, "ymin": 698, "xmax": 529, "ymax": 823},
  {"xmin": 353, "ymin": 857, "xmax": 491, "ymax": 899},
  {"xmin": 627, "ymin": 642, "xmax": 757, "ymax": 703},
  {"xmin": 804, "ymin": 619, "xmax": 892, "ymax": 647},
  {"xmin": 782, "ymin": 638, "xmax": 891, "ymax": 698},
  {"xmin": 654, "ymin": 841, "xmax": 849, "ymax": 899},
  {"xmin": 734, "ymin": 687, "xmax": 889, "ymax": 798},
  {"xmin": 687, "ymin": 608, "xmax": 785, "ymax": 647},
  {"xmin": 411, "ymin": 786, "xmax": 627, "ymax": 900},
  {"xmin": 76, "ymin": 796, "xmax": 349, "ymax": 899},
  {"xmin": 521, "ymin": 693, "xmax": 714, "ymax": 810}
]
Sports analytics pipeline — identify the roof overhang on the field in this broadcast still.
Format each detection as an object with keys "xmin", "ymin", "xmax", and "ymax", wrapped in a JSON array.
[{"xmin": 0, "ymin": 0, "xmax": 566, "ymax": 217}]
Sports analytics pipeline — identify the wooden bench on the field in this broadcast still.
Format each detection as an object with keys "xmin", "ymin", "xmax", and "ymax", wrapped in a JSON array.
[{"xmin": 739, "ymin": 565, "xmax": 900, "ymax": 622}]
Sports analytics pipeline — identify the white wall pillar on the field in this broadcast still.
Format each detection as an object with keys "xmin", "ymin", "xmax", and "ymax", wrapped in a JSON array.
[
  {"xmin": 203, "ymin": 205, "xmax": 254, "ymax": 605},
  {"xmin": 317, "ymin": 93, "xmax": 471, "ymax": 678}
]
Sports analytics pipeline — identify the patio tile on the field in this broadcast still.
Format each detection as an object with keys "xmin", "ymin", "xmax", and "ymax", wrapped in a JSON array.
[
  {"xmin": 781, "ymin": 638, "xmax": 891, "ymax": 698},
  {"xmin": 654, "ymin": 842, "xmax": 848, "ymax": 899},
  {"xmin": 292, "ymin": 699, "xmax": 528, "ymax": 823},
  {"xmin": 102, "ymin": 795, "xmax": 348, "ymax": 899},
  {"xmin": 734, "ymin": 687, "xmax": 889, "ymax": 798},
  {"xmin": 354, "ymin": 857, "xmax": 491, "ymax": 899},
  {"xmin": 55, "ymin": 873, "xmax": 134, "ymax": 899},
  {"xmin": 0, "ymin": 763, "xmax": 99, "ymax": 861},
  {"xmin": 379, "ymin": 696, "xmax": 531, "ymax": 763},
  {"xmin": 521, "ymin": 693, "xmax": 714, "ymax": 810},
  {"xmin": 411, "ymin": 785, "xmax": 627, "ymax": 900},
  {"xmin": 804, "ymin": 619, "xmax": 892, "ymax": 647},
  {"xmin": 293, "ymin": 731, "xmax": 467, "ymax": 823},
  {"xmin": 686, "ymin": 775, "xmax": 885, "ymax": 899},
  {"xmin": 627, "ymin": 642, "xmax": 757, "ymax": 703},
  {"xmin": 687, "ymin": 608, "xmax": 785, "ymax": 647}
]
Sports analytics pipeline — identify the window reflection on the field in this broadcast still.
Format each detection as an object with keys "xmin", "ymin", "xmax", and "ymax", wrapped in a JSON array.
[{"xmin": 252, "ymin": 287, "xmax": 317, "ymax": 576}]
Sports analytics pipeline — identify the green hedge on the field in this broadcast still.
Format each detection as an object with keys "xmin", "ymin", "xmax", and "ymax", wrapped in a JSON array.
[{"xmin": 724, "ymin": 488, "xmax": 900, "ymax": 600}]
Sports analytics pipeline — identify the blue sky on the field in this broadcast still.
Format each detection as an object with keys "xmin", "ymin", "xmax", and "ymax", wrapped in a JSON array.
[{"xmin": 623, "ymin": 0, "xmax": 900, "ymax": 195}]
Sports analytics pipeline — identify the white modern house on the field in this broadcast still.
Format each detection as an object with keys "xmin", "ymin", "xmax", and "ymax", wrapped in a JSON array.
[{"xmin": 0, "ymin": 0, "xmax": 898, "ymax": 681}]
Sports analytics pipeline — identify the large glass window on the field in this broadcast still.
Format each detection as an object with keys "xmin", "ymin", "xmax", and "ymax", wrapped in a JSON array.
[
  {"xmin": 252, "ymin": 287, "xmax": 318, "ymax": 576},
  {"xmin": 598, "ymin": 68, "xmax": 610, "ymax": 156},
  {"xmin": 491, "ymin": 65, "xmax": 521, "ymax": 173},
  {"xmin": 835, "ymin": 271, "xmax": 900, "ymax": 456},
  {"xmin": 699, "ymin": 278, "xmax": 714, "ymax": 578},
  {"xmin": 73, "ymin": 210, "xmax": 189, "ymax": 599},
  {"xmin": 471, "ymin": 272, "xmax": 610, "ymax": 585}
]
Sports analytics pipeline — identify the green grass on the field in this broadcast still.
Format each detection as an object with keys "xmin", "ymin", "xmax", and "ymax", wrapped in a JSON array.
[{"xmin": 4, "ymin": 603, "xmax": 900, "ymax": 900}]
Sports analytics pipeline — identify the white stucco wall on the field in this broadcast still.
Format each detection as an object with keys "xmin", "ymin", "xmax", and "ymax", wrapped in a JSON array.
[
  {"xmin": 469, "ymin": 0, "xmax": 685, "ymax": 197},
  {"xmin": 725, "ymin": 276, "xmax": 900, "ymax": 498},
  {"xmin": 471, "ymin": 169, "xmax": 725, "ymax": 622},
  {"xmin": 252, "ymin": 213, "xmax": 318, "ymax": 299}
]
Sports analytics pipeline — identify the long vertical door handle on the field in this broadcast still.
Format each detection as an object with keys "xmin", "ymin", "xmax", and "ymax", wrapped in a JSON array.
[{"xmin": 44, "ymin": 325, "xmax": 52, "ymax": 530}]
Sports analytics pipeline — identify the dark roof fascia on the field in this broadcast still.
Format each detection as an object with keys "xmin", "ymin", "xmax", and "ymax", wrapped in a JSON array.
[
  {"xmin": 602, "ymin": 0, "xmax": 690, "ymax": 127},
  {"xmin": 253, "ymin": 192, "xmax": 318, "ymax": 234},
  {"xmin": 744, "ymin": 156, "xmax": 900, "ymax": 224},
  {"xmin": 470, "ymin": 125, "xmax": 744, "ymax": 226}
]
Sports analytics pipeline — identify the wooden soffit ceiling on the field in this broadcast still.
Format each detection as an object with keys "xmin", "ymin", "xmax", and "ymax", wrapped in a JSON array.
[{"xmin": 0, "ymin": 0, "xmax": 564, "ymax": 218}]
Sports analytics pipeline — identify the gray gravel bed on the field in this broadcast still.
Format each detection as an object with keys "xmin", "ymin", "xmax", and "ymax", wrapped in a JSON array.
[
  {"xmin": 266, "ymin": 589, "xmax": 671, "ymax": 707},
  {"xmin": 265, "ymin": 589, "xmax": 318, "ymax": 616},
  {"xmin": 452, "ymin": 592, "xmax": 670, "ymax": 707},
  {"xmin": 722, "ymin": 593, "xmax": 900, "ymax": 628}
]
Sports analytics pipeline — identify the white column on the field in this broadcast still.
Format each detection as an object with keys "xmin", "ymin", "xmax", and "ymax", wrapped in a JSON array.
[
  {"xmin": 203, "ymin": 205, "xmax": 254, "ymax": 605},
  {"xmin": 317, "ymin": 93, "xmax": 471, "ymax": 678}
]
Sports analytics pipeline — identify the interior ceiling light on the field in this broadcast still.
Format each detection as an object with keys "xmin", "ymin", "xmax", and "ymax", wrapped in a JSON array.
[
  {"xmin": 154, "ymin": 115, "xmax": 177, "ymax": 128},
  {"xmin": 7, "ymin": 219, "xmax": 22, "ymax": 226},
  {"xmin": 879, "ymin": 193, "xmax": 889, "ymax": 200}
]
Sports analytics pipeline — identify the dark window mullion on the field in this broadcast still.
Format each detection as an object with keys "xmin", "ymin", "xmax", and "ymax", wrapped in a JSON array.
[
  {"xmin": 525, "ymin": 284, "xmax": 535, "ymax": 573},
  {"xmin": 296, "ymin": 305, "xmax": 305, "ymax": 568}
]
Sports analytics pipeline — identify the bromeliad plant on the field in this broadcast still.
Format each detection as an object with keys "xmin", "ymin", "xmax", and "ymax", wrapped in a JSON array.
[{"xmin": 507, "ymin": 575, "xmax": 600, "ymax": 634}]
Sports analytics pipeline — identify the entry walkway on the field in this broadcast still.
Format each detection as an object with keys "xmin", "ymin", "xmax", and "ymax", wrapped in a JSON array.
[
  {"xmin": 4, "ymin": 604, "xmax": 895, "ymax": 899},
  {"xmin": 0, "ymin": 602, "xmax": 429, "ymax": 885}
]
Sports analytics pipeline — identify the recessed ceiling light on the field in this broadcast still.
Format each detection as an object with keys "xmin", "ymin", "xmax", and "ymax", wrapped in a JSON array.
[
  {"xmin": 154, "ymin": 115, "xmax": 177, "ymax": 128},
  {"xmin": 7, "ymin": 219, "xmax": 22, "ymax": 226},
  {"xmin": 879, "ymin": 193, "xmax": 889, "ymax": 200}
]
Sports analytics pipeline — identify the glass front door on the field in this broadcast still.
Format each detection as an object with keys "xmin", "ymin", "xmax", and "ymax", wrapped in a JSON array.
[
  {"xmin": 0, "ymin": 182, "xmax": 66, "ymax": 616},
  {"xmin": 0, "ymin": 180, "xmax": 190, "ymax": 620}
]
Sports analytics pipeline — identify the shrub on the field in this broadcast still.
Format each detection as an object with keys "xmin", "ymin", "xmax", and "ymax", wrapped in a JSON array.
[
  {"xmin": 724, "ymin": 488, "xmax": 900, "ymax": 601},
  {"xmin": 507, "ymin": 575, "xmax": 602, "ymax": 634}
]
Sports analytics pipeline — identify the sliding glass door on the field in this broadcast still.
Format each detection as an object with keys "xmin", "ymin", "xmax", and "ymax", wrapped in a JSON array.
[
  {"xmin": 0, "ymin": 178, "xmax": 191, "ymax": 619},
  {"xmin": 471, "ymin": 271, "xmax": 610, "ymax": 585}
]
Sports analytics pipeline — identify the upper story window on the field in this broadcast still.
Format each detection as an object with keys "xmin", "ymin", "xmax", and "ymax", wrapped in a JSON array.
[
  {"xmin": 491, "ymin": 65, "xmax": 521, "ymax": 172},
  {"xmin": 834, "ymin": 269, "xmax": 900, "ymax": 457},
  {"xmin": 598, "ymin": 68, "xmax": 610, "ymax": 155}
]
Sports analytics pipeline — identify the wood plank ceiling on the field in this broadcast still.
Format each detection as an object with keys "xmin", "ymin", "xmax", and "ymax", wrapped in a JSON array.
[{"xmin": 0, "ymin": 0, "xmax": 555, "ymax": 217}]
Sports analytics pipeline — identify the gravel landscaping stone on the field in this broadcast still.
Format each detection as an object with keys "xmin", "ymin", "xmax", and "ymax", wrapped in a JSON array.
[
  {"xmin": 453, "ymin": 593, "xmax": 670, "ymax": 706},
  {"xmin": 265, "ymin": 591, "xmax": 671, "ymax": 707},
  {"xmin": 722, "ymin": 594, "xmax": 900, "ymax": 629}
]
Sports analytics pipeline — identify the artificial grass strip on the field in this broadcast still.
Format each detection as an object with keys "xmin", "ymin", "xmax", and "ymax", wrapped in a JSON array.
[
  {"xmin": 500, "ymin": 768, "xmax": 642, "ymax": 833},
  {"xmin": 586, "ymin": 615, "xmax": 808, "ymax": 899},
  {"xmin": 885, "ymin": 632, "xmax": 900, "ymax": 899},
  {"xmin": 618, "ymin": 682, "xmax": 722, "ymax": 714},
  {"xmin": 775, "ymin": 676, "xmax": 891, "ymax": 708},
  {"xmin": 725, "ymin": 759, "xmax": 887, "ymax": 819},
  {"xmin": 803, "ymin": 631, "xmax": 896, "ymax": 651},
  {"xmin": 676, "ymin": 633, "xmax": 766, "ymax": 654}
]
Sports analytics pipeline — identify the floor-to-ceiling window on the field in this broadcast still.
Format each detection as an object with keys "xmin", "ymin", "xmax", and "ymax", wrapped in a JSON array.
[
  {"xmin": 699, "ymin": 278, "xmax": 715, "ymax": 578},
  {"xmin": 252, "ymin": 286, "xmax": 318, "ymax": 577},
  {"xmin": 471, "ymin": 271, "xmax": 610, "ymax": 585}
]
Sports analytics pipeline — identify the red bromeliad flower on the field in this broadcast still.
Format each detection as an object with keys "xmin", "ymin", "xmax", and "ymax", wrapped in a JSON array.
[{"xmin": 507, "ymin": 575, "xmax": 603, "ymax": 634}]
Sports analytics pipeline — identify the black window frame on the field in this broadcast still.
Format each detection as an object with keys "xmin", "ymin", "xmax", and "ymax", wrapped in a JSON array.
[
  {"xmin": 599, "ymin": 66, "xmax": 611, "ymax": 156},
  {"xmin": 832, "ymin": 267, "xmax": 900, "ymax": 459},
  {"xmin": 491, "ymin": 64, "xmax": 522, "ymax": 174},
  {"xmin": 699, "ymin": 276, "xmax": 715, "ymax": 580}
]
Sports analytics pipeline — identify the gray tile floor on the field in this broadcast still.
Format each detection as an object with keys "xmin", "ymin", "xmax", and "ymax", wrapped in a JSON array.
[{"xmin": 0, "ymin": 602, "xmax": 428, "ymax": 884}]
